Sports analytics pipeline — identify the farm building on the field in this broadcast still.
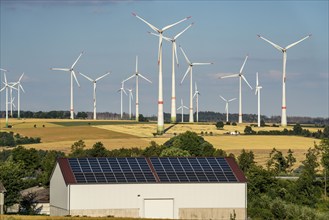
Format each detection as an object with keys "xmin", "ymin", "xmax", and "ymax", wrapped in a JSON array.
[
  {"xmin": 50, "ymin": 157, "xmax": 247, "ymax": 219},
  {"xmin": 0, "ymin": 181, "xmax": 6, "ymax": 214}
]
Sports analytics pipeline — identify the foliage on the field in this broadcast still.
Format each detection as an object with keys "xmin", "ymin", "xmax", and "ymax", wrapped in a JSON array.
[
  {"xmin": 69, "ymin": 140, "xmax": 87, "ymax": 157},
  {"xmin": 19, "ymin": 192, "xmax": 39, "ymax": 215},
  {"xmin": 76, "ymin": 112, "xmax": 88, "ymax": 119},
  {"xmin": 0, "ymin": 132, "xmax": 41, "ymax": 147},
  {"xmin": 160, "ymin": 147, "xmax": 191, "ymax": 157},
  {"xmin": 237, "ymin": 149, "xmax": 255, "ymax": 172},
  {"xmin": 215, "ymin": 121, "xmax": 224, "ymax": 129},
  {"xmin": 86, "ymin": 142, "xmax": 109, "ymax": 157},
  {"xmin": 244, "ymin": 126, "xmax": 256, "ymax": 135}
]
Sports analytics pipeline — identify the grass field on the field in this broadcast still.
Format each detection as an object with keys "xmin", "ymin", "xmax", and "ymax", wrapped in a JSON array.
[{"xmin": 0, "ymin": 118, "xmax": 323, "ymax": 167}]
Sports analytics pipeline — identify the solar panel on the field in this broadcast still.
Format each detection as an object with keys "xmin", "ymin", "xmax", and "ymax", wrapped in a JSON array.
[
  {"xmin": 67, "ymin": 157, "xmax": 238, "ymax": 184},
  {"xmin": 68, "ymin": 158, "xmax": 157, "ymax": 184},
  {"xmin": 150, "ymin": 157, "xmax": 238, "ymax": 183}
]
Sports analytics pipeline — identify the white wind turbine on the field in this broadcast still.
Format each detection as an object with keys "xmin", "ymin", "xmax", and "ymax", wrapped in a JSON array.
[
  {"xmin": 15, "ymin": 73, "xmax": 25, "ymax": 119},
  {"xmin": 132, "ymin": 12, "xmax": 191, "ymax": 134},
  {"xmin": 220, "ymin": 95, "xmax": 237, "ymax": 122},
  {"xmin": 127, "ymin": 88, "xmax": 134, "ymax": 120},
  {"xmin": 149, "ymin": 23, "xmax": 193, "ymax": 123},
  {"xmin": 255, "ymin": 72, "xmax": 263, "ymax": 127},
  {"xmin": 124, "ymin": 56, "xmax": 152, "ymax": 122},
  {"xmin": 193, "ymin": 82, "xmax": 200, "ymax": 122},
  {"xmin": 219, "ymin": 55, "xmax": 252, "ymax": 124},
  {"xmin": 180, "ymin": 45, "xmax": 213, "ymax": 123},
  {"xmin": 118, "ymin": 80, "xmax": 127, "ymax": 119},
  {"xmin": 79, "ymin": 71, "xmax": 111, "ymax": 120},
  {"xmin": 0, "ymin": 73, "xmax": 16, "ymax": 127},
  {"xmin": 257, "ymin": 34, "xmax": 311, "ymax": 126},
  {"xmin": 50, "ymin": 51, "xmax": 83, "ymax": 119},
  {"xmin": 177, "ymin": 99, "xmax": 188, "ymax": 123}
]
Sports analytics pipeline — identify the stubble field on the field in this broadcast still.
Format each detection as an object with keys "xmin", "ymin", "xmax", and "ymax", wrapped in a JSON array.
[{"xmin": 0, "ymin": 118, "xmax": 321, "ymax": 167}]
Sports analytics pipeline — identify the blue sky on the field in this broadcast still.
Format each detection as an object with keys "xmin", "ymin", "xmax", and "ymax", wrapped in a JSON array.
[{"xmin": 0, "ymin": 0, "xmax": 328, "ymax": 118}]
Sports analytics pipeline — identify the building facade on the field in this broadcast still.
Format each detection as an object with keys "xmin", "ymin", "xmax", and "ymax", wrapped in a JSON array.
[{"xmin": 50, "ymin": 157, "xmax": 247, "ymax": 219}]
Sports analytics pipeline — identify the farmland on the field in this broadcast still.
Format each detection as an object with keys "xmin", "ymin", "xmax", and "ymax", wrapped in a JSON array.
[{"xmin": 0, "ymin": 118, "xmax": 322, "ymax": 166}]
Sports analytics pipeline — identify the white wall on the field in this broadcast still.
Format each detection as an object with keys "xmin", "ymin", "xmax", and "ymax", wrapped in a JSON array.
[
  {"xmin": 50, "ymin": 164, "xmax": 69, "ymax": 212},
  {"xmin": 69, "ymin": 183, "xmax": 246, "ymax": 218}
]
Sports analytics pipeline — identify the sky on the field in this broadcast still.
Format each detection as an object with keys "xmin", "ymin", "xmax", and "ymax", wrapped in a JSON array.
[{"xmin": 0, "ymin": 0, "xmax": 328, "ymax": 118}]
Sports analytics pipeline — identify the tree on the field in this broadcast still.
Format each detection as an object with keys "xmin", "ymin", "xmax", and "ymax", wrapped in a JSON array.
[
  {"xmin": 39, "ymin": 150, "xmax": 65, "ymax": 186},
  {"xmin": 216, "ymin": 121, "xmax": 224, "ymax": 130},
  {"xmin": 160, "ymin": 147, "xmax": 191, "ymax": 157},
  {"xmin": 238, "ymin": 149, "xmax": 255, "ymax": 172},
  {"xmin": 260, "ymin": 119, "xmax": 266, "ymax": 127},
  {"xmin": 69, "ymin": 140, "xmax": 86, "ymax": 157},
  {"xmin": 244, "ymin": 126, "xmax": 255, "ymax": 135},
  {"xmin": 285, "ymin": 149, "xmax": 296, "ymax": 173},
  {"xmin": 142, "ymin": 141, "xmax": 164, "ymax": 157},
  {"xmin": 293, "ymin": 123, "xmax": 303, "ymax": 135},
  {"xmin": 87, "ymin": 142, "xmax": 108, "ymax": 157},
  {"xmin": 19, "ymin": 192, "xmax": 38, "ymax": 215},
  {"xmin": 323, "ymin": 125, "xmax": 329, "ymax": 139},
  {"xmin": 267, "ymin": 148, "xmax": 288, "ymax": 174}
]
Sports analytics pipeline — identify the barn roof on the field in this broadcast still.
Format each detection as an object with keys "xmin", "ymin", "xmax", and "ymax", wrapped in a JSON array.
[{"xmin": 57, "ymin": 157, "xmax": 247, "ymax": 185}]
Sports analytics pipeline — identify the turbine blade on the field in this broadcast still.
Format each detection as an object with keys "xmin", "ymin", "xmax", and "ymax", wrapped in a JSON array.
[
  {"xmin": 0, "ymin": 87, "xmax": 5, "ymax": 92},
  {"xmin": 124, "ymin": 74, "xmax": 135, "ymax": 82},
  {"xmin": 257, "ymin": 34, "xmax": 283, "ymax": 51},
  {"xmin": 132, "ymin": 12, "xmax": 160, "ymax": 33},
  {"xmin": 177, "ymin": 106, "xmax": 182, "ymax": 110},
  {"xmin": 239, "ymin": 55, "xmax": 248, "ymax": 74},
  {"xmin": 174, "ymin": 22, "xmax": 194, "ymax": 40},
  {"xmin": 179, "ymin": 45, "xmax": 191, "ymax": 64},
  {"xmin": 193, "ymin": 91, "xmax": 197, "ymax": 98},
  {"xmin": 95, "ymin": 72, "xmax": 111, "ymax": 81},
  {"xmin": 123, "ymin": 88, "xmax": 127, "ymax": 96},
  {"xmin": 242, "ymin": 75, "xmax": 253, "ymax": 89},
  {"xmin": 192, "ymin": 62, "xmax": 213, "ymax": 65},
  {"xmin": 135, "ymin": 56, "xmax": 138, "ymax": 72},
  {"xmin": 228, "ymin": 98, "xmax": 237, "ymax": 102},
  {"xmin": 139, "ymin": 74, "xmax": 152, "ymax": 83},
  {"xmin": 20, "ymin": 84, "xmax": 25, "ymax": 93},
  {"xmin": 220, "ymin": 74, "xmax": 239, "ymax": 79},
  {"xmin": 50, "ymin": 68, "xmax": 70, "ymax": 71},
  {"xmin": 18, "ymin": 72, "xmax": 24, "ymax": 82},
  {"xmin": 162, "ymin": 16, "xmax": 191, "ymax": 31},
  {"xmin": 4, "ymin": 73, "xmax": 7, "ymax": 84},
  {"xmin": 162, "ymin": 35, "xmax": 172, "ymax": 42},
  {"xmin": 0, "ymin": 68, "xmax": 8, "ymax": 72},
  {"xmin": 256, "ymin": 72, "xmax": 259, "ymax": 86},
  {"xmin": 71, "ymin": 51, "xmax": 84, "ymax": 69},
  {"xmin": 255, "ymin": 88, "xmax": 258, "ymax": 95},
  {"xmin": 195, "ymin": 82, "xmax": 198, "ymax": 91},
  {"xmin": 183, "ymin": 106, "xmax": 189, "ymax": 110},
  {"xmin": 181, "ymin": 66, "xmax": 191, "ymax": 84},
  {"xmin": 148, "ymin": 31, "xmax": 160, "ymax": 37},
  {"xmin": 79, "ymin": 72, "xmax": 94, "ymax": 82},
  {"xmin": 225, "ymin": 104, "xmax": 228, "ymax": 112},
  {"xmin": 285, "ymin": 34, "xmax": 311, "ymax": 50},
  {"xmin": 173, "ymin": 42, "xmax": 179, "ymax": 66},
  {"xmin": 157, "ymin": 34, "xmax": 163, "ymax": 64},
  {"xmin": 220, "ymin": 95, "xmax": 226, "ymax": 102},
  {"xmin": 72, "ymin": 70, "xmax": 80, "ymax": 87}
]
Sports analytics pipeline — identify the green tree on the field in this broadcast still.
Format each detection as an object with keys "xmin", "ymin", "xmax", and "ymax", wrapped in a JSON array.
[
  {"xmin": 238, "ymin": 149, "xmax": 255, "ymax": 172},
  {"xmin": 0, "ymin": 160, "xmax": 25, "ymax": 208},
  {"xmin": 244, "ymin": 126, "xmax": 255, "ymax": 135},
  {"xmin": 286, "ymin": 149, "xmax": 296, "ymax": 173},
  {"xmin": 260, "ymin": 119, "xmax": 266, "ymax": 127},
  {"xmin": 12, "ymin": 146, "xmax": 41, "ymax": 171},
  {"xmin": 69, "ymin": 140, "xmax": 86, "ymax": 157},
  {"xmin": 39, "ymin": 150, "xmax": 65, "ymax": 186},
  {"xmin": 87, "ymin": 142, "xmax": 108, "ymax": 157},
  {"xmin": 323, "ymin": 125, "xmax": 329, "ymax": 139},
  {"xmin": 216, "ymin": 121, "xmax": 224, "ymax": 129},
  {"xmin": 142, "ymin": 141, "xmax": 164, "ymax": 157},
  {"xmin": 160, "ymin": 147, "xmax": 191, "ymax": 157},
  {"xmin": 19, "ymin": 192, "xmax": 38, "ymax": 215},
  {"xmin": 267, "ymin": 148, "xmax": 288, "ymax": 174},
  {"xmin": 293, "ymin": 123, "xmax": 303, "ymax": 135}
]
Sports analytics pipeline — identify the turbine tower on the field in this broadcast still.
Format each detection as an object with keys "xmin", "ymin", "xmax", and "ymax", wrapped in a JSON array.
[
  {"xmin": 118, "ymin": 80, "xmax": 127, "ymax": 119},
  {"xmin": 79, "ymin": 71, "xmax": 111, "ymax": 120},
  {"xmin": 177, "ymin": 99, "xmax": 188, "ymax": 123},
  {"xmin": 193, "ymin": 82, "xmax": 200, "ymax": 122},
  {"xmin": 180, "ymin": 45, "xmax": 212, "ymax": 123},
  {"xmin": 219, "ymin": 55, "xmax": 252, "ymax": 123},
  {"xmin": 0, "ymin": 73, "xmax": 16, "ymax": 127},
  {"xmin": 220, "ymin": 95, "xmax": 236, "ymax": 122},
  {"xmin": 124, "ymin": 56, "xmax": 152, "ymax": 122},
  {"xmin": 132, "ymin": 12, "xmax": 191, "ymax": 134},
  {"xmin": 127, "ymin": 88, "xmax": 134, "ymax": 120},
  {"xmin": 255, "ymin": 72, "xmax": 263, "ymax": 127},
  {"xmin": 257, "ymin": 34, "xmax": 311, "ymax": 126},
  {"xmin": 149, "ymin": 23, "xmax": 193, "ymax": 123},
  {"xmin": 50, "ymin": 51, "xmax": 83, "ymax": 119},
  {"xmin": 15, "ymin": 73, "xmax": 25, "ymax": 119}
]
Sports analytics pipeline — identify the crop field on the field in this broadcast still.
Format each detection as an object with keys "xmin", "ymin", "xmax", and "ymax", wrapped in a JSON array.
[{"xmin": 0, "ymin": 118, "xmax": 323, "ymax": 166}]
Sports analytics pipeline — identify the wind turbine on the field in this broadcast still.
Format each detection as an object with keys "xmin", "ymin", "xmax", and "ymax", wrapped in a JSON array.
[
  {"xmin": 257, "ymin": 34, "xmax": 311, "ymax": 126},
  {"xmin": 0, "ymin": 68, "xmax": 8, "ymax": 72},
  {"xmin": 124, "ymin": 56, "xmax": 152, "ymax": 122},
  {"xmin": 127, "ymin": 88, "xmax": 134, "ymax": 120},
  {"xmin": 79, "ymin": 71, "xmax": 111, "ymax": 120},
  {"xmin": 193, "ymin": 82, "xmax": 200, "ymax": 122},
  {"xmin": 180, "ymin": 45, "xmax": 213, "ymax": 123},
  {"xmin": 132, "ymin": 12, "xmax": 191, "ymax": 134},
  {"xmin": 50, "ymin": 51, "xmax": 83, "ymax": 119},
  {"xmin": 15, "ymin": 73, "xmax": 25, "ymax": 119},
  {"xmin": 220, "ymin": 95, "xmax": 237, "ymax": 122},
  {"xmin": 255, "ymin": 72, "xmax": 263, "ymax": 127},
  {"xmin": 149, "ymin": 23, "xmax": 193, "ymax": 123},
  {"xmin": 0, "ymin": 73, "xmax": 16, "ymax": 127},
  {"xmin": 219, "ymin": 55, "xmax": 252, "ymax": 124},
  {"xmin": 177, "ymin": 99, "xmax": 188, "ymax": 123},
  {"xmin": 118, "ymin": 80, "xmax": 127, "ymax": 119}
]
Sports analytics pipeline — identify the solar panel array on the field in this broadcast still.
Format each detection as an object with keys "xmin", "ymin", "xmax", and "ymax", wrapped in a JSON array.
[
  {"xmin": 68, "ymin": 158, "xmax": 157, "ymax": 184},
  {"xmin": 150, "ymin": 157, "xmax": 237, "ymax": 183},
  {"xmin": 67, "ymin": 157, "xmax": 238, "ymax": 184}
]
